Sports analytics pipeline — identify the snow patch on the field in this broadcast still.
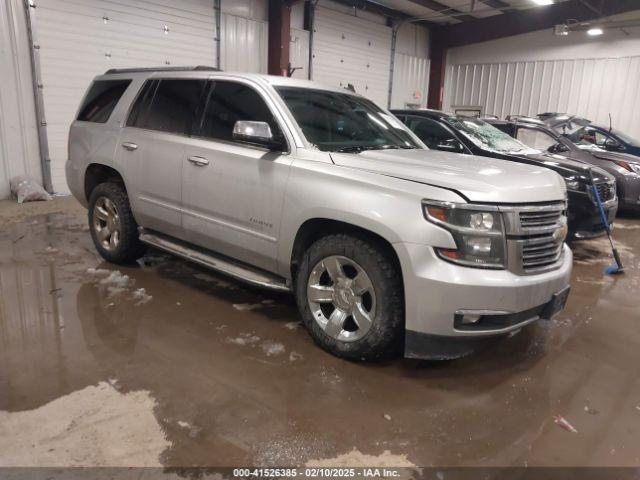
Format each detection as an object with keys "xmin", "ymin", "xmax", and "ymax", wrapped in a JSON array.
[
  {"xmin": 0, "ymin": 382, "xmax": 170, "ymax": 466},
  {"xmin": 261, "ymin": 341, "xmax": 285, "ymax": 356},
  {"xmin": 132, "ymin": 288, "xmax": 153, "ymax": 306},
  {"xmin": 226, "ymin": 333, "xmax": 261, "ymax": 346}
]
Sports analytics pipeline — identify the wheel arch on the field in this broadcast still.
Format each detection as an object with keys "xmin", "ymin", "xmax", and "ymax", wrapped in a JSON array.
[
  {"xmin": 84, "ymin": 163, "xmax": 127, "ymax": 203},
  {"xmin": 289, "ymin": 218, "xmax": 404, "ymax": 297}
]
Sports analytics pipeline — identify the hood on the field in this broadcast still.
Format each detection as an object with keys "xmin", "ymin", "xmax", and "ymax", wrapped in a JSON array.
[
  {"xmin": 580, "ymin": 147, "xmax": 640, "ymax": 164},
  {"xmin": 515, "ymin": 152, "xmax": 612, "ymax": 183},
  {"xmin": 329, "ymin": 149, "xmax": 566, "ymax": 204}
]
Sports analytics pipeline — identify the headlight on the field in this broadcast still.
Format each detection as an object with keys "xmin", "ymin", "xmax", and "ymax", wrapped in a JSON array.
[
  {"xmin": 565, "ymin": 179, "xmax": 583, "ymax": 191},
  {"xmin": 616, "ymin": 160, "xmax": 640, "ymax": 175},
  {"xmin": 423, "ymin": 201, "xmax": 506, "ymax": 269}
]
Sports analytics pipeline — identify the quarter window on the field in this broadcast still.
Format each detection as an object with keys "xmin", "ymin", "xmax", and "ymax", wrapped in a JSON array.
[
  {"xmin": 127, "ymin": 79, "xmax": 206, "ymax": 135},
  {"xmin": 77, "ymin": 80, "xmax": 131, "ymax": 123},
  {"xmin": 199, "ymin": 81, "xmax": 282, "ymax": 143}
]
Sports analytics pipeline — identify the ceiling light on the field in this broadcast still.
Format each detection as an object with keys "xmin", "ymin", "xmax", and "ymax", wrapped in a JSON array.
[
  {"xmin": 587, "ymin": 27, "xmax": 604, "ymax": 36},
  {"xmin": 532, "ymin": 0, "xmax": 553, "ymax": 5}
]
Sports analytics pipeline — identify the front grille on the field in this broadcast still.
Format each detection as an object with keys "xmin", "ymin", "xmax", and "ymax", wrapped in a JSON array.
[
  {"xmin": 519, "ymin": 210, "xmax": 563, "ymax": 228},
  {"xmin": 502, "ymin": 202, "xmax": 567, "ymax": 275},
  {"xmin": 588, "ymin": 181, "xmax": 616, "ymax": 203},
  {"xmin": 521, "ymin": 234, "xmax": 564, "ymax": 273}
]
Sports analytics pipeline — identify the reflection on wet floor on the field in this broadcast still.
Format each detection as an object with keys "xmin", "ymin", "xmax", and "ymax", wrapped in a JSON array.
[{"xmin": 0, "ymin": 199, "xmax": 639, "ymax": 467}]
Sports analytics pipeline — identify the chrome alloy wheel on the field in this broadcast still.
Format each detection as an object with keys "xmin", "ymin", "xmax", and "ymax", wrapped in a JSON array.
[
  {"xmin": 307, "ymin": 255, "xmax": 376, "ymax": 342},
  {"xmin": 93, "ymin": 197, "xmax": 121, "ymax": 251}
]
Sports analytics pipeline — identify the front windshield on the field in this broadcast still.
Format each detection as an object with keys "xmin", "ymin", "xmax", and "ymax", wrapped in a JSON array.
[
  {"xmin": 443, "ymin": 117, "xmax": 531, "ymax": 153},
  {"xmin": 611, "ymin": 129, "xmax": 640, "ymax": 147},
  {"xmin": 276, "ymin": 87, "xmax": 421, "ymax": 152}
]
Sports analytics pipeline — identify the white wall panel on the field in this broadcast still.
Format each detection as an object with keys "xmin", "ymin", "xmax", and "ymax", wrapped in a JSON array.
[
  {"xmin": 444, "ymin": 55, "xmax": 640, "ymax": 140},
  {"xmin": 220, "ymin": 12, "xmax": 267, "ymax": 73},
  {"xmin": 34, "ymin": 0, "xmax": 218, "ymax": 193},
  {"xmin": 312, "ymin": 3, "xmax": 392, "ymax": 107},
  {"xmin": 0, "ymin": 0, "xmax": 42, "ymax": 199},
  {"xmin": 289, "ymin": 28, "xmax": 309, "ymax": 79},
  {"xmin": 390, "ymin": 54, "xmax": 429, "ymax": 109}
]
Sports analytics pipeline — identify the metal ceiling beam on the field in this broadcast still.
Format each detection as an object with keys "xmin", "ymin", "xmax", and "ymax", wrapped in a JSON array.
[
  {"xmin": 477, "ymin": 0, "xmax": 512, "ymax": 13},
  {"xmin": 403, "ymin": 0, "xmax": 477, "ymax": 22},
  {"xmin": 432, "ymin": 0, "xmax": 640, "ymax": 48}
]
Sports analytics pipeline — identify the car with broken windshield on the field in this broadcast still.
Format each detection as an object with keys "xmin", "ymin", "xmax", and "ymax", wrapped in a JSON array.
[
  {"xmin": 67, "ymin": 68, "xmax": 572, "ymax": 361},
  {"xmin": 394, "ymin": 109, "xmax": 618, "ymax": 240}
]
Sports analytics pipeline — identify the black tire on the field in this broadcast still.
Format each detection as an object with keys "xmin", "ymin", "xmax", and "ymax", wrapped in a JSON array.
[
  {"xmin": 88, "ymin": 182, "xmax": 146, "ymax": 264},
  {"xmin": 295, "ymin": 234, "xmax": 404, "ymax": 361}
]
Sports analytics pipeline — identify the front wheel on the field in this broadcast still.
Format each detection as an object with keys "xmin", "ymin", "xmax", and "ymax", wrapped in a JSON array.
[
  {"xmin": 295, "ymin": 234, "xmax": 404, "ymax": 360},
  {"xmin": 88, "ymin": 182, "xmax": 146, "ymax": 264}
]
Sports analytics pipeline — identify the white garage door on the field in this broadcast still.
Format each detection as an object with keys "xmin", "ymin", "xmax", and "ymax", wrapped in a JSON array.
[
  {"xmin": 33, "ymin": 0, "xmax": 218, "ymax": 193},
  {"xmin": 312, "ymin": 4, "xmax": 392, "ymax": 108}
]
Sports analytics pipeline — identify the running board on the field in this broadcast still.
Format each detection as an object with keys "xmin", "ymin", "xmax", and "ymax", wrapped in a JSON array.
[{"xmin": 139, "ymin": 229, "xmax": 291, "ymax": 292}]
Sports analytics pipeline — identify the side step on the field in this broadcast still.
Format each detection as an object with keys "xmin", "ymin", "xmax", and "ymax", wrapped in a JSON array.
[{"xmin": 139, "ymin": 229, "xmax": 291, "ymax": 292}]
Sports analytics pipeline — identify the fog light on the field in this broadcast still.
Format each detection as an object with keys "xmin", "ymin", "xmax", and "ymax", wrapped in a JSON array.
[{"xmin": 461, "ymin": 313, "xmax": 482, "ymax": 324}]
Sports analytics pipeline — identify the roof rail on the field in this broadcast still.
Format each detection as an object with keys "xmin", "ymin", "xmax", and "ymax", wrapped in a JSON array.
[
  {"xmin": 104, "ymin": 66, "xmax": 220, "ymax": 75},
  {"xmin": 505, "ymin": 115, "xmax": 544, "ymax": 125}
]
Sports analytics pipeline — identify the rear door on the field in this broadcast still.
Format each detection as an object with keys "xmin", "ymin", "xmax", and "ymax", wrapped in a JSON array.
[
  {"xmin": 181, "ymin": 79, "xmax": 293, "ymax": 272},
  {"xmin": 117, "ymin": 78, "xmax": 206, "ymax": 239}
]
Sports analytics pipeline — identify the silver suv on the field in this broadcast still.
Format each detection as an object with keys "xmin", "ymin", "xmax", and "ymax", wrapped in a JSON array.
[{"xmin": 66, "ymin": 67, "xmax": 572, "ymax": 360}]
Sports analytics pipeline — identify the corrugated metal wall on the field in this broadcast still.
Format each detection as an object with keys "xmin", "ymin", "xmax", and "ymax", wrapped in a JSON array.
[
  {"xmin": 33, "ymin": 0, "xmax": 219, "ymax": 193},
  {"xmin": 312, "ymin": 3, "xmax": 392, "ymax": 107},
  {"xmin": 220, "ymin": 12, "xmax": 267, "ymax": 73},
  {"xmin": 444, "ymin": 56, "xmax": 640, "ymax": 139},
  {"xmin": 0, "ymin": 0, "xmax": 42, "ymax": 199}
]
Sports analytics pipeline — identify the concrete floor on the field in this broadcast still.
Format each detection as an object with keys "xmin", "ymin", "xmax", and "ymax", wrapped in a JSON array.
[{"xmin": 1, "ymin": 197, "xmax": 639, "ymax": 468}]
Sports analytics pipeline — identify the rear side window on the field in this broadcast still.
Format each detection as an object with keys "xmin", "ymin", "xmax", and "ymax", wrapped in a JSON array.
[
  {"xmin": 199, "ymin": 81, "xmax": 282, "ymax": 142},
  {"xmin": 127, "ymin": 79, "xmax": 206, "ymax": 135},
  {"xmin": 77, "ymin": 80, "xmax": 131, "ymax": 123}
]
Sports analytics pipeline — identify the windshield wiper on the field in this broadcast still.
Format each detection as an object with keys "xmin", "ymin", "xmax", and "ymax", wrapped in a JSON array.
[{"xmin": 334, "ymin": 144, "xmax": 405, "ymax": 153}]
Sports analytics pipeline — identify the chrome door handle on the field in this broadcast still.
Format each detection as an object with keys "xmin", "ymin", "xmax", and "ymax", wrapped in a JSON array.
[
  {"xmin": 122, "ymin": 142, "xmax": 138, "ymax": 151},
  {"xmin": 187, "ymin": 156, "xmax": 209, "ymax": 166}
]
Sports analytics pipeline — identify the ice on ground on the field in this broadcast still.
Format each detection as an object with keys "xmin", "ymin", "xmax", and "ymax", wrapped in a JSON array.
[
  {"xmin": 177, "ymin": 421, "xmax": 191, "ymax": 429},
  {"xmin": 289, "ymin": 351, "xmax": 303, "ymax": 362},
  {"xmin": 87, "ymin": 267, "xmax": 110, "ymax": 277},
  {"xmin": 132, "ymin": 288, "xmax": 153, "ymax": 306},
  {"xmin": 383, "ymin": 414, "xmax": 392, "ymax": 421},
  {"xmin": 284, "ymin": 321, "xmax": 301, "ymax": 330},
  {"xmin": 226, "ymin": 333, "xmax": 261, "ymax": 346},
  {"xmin": 233, "ymin": 303, "xmax": 262, "ymax": 311},
  {"xmin": 99, "ymin": 271, "xmax": 131, "ymax": 288},
  {"xmin": 261, "ymin": 341, "xmax": 285, "ymax": 356}
]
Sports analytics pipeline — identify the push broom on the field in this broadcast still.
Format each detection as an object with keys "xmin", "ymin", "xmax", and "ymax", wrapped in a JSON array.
[{"xmin": 588, "ymin": 168, "xmax": 624, "ymax": 275}]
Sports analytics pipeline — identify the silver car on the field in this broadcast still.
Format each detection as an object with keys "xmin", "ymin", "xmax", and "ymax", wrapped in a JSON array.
[{"xmin": 66, "ymin": 67, "xmax": 572, "ymax": 360}]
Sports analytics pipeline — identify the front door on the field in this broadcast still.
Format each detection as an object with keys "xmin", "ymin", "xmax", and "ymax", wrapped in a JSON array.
[{"xmin": 182, "ymin": 80, "xmax": 293, "ymax": 272}]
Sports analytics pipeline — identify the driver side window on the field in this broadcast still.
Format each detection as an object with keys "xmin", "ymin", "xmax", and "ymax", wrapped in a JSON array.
[
  {"xmin": 199, "ymin": 81, "xmax": 283, "ymax": 143},
  {"xmin": 406, "ymin": 116, "xmax": 461, "ymax": 151}
]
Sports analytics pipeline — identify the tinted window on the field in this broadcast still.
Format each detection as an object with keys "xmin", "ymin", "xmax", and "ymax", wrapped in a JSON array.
[
  {"xmin": 126, "ymin": 80, "xmax": 157, "ymax": 128},
  {"xmin": 77, "ymin": 80, "xmax": 131, "ymax": 123},
  {"xmin": 128, "ymin": 79, "xmax": 206, "ymax": 135},
  {"xmin": 199, "ymin": 81, "xmax": 282, "ymax": 142},
  {"xmin": 406, "ymin": 117, "xmax": 456, "ymax": 149}
]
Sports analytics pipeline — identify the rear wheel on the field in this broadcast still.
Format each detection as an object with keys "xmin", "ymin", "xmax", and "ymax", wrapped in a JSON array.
[
  {"xmin": 88, "ymin": 182, "xmax": 146, "ymax": 264},
  {"xmin": 295, "ymin": 234, "xmax": 403, "ymax": 360}
]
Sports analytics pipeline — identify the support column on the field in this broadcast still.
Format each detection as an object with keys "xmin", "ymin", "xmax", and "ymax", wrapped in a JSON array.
[
  {"xmin": 268, "ymin": 0, "xmax": 291, "ymax": 76},
  {"xmin": 427, "ymin": 33, "xmax": 447, "ymax": 110}
]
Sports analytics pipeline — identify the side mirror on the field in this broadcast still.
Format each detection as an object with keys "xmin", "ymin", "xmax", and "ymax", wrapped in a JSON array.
[
  {"xmin": 232, "ymin": 121, "xmax": 284, "ymax": 151},
  {"xmin": 436, "ymin": 139, "xmax": 464, "ymax": 153},
  {"xmin": 548, "ymin": 143, "xmax": 568, "ymax": 154},
  {"xmin": 604, "ymin": 141, "xmax": 624, "ymax": 152}
]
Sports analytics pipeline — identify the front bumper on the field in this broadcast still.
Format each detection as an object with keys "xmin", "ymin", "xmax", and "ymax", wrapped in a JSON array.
[
  {"xmin": 617, "ymin": 175, "xmax": 640, "ymax": 212},
  {"xmin": 394, "ymin": 242, "xmax": 573, "ymax": 359},
  {"xmin": 568, "ymin": 191, "xmax": 617, "ymax": 239}
]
